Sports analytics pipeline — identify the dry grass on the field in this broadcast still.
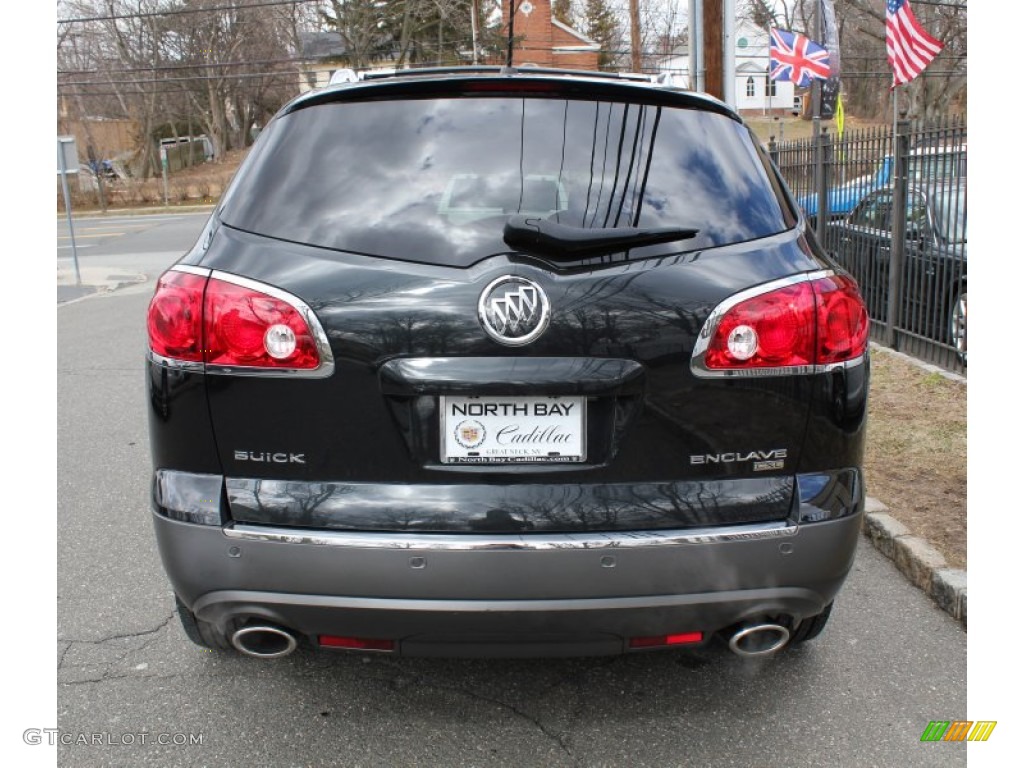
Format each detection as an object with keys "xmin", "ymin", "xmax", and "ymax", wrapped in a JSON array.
[
  {"xmin": 864, "ymin": 346, "xmax": 967, "ymax": 569},
  {"xmin": 745, "ymin": 114, "xmax": 887, "ymax": 144},
  {"xmin": 57, "ymin": 149, "xmax": 249, "ymax": 212}
]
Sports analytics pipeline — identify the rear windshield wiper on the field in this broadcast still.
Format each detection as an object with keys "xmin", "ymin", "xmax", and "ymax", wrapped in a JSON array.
[{"xmin": 503, "ymin": 215, "xmax": 699, "ymax": 259}]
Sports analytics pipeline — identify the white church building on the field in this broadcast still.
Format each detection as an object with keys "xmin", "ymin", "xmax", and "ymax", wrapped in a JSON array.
[{"xmin": 658, "ymin": 19, "xmax": 802, "ymax": 116}]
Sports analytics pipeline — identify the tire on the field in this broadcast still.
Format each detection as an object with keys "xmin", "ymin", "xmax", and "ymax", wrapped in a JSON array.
[
  {"xmin": 789, "ymin": 602, "xmax": 833, "ymax": 645},
  {"xmin": 949, "ymin": 285, "xmax": 967, "ymax": 364},
  {"xmin": 175, "ymin": 596, "xmax": 231, "ymax": 650}
]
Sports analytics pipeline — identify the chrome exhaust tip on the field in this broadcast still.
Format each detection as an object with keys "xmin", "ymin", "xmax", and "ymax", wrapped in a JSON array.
[
  {"xmin": 231, "ymin": 625, "xmax": 299, "ymax": 659},
  {"xmin": 728, "ymin": 623, "xmax": 791, "ymax": 658}
]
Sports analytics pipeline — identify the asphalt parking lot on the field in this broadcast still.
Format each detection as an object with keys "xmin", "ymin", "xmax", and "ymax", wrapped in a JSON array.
[{"xmin": 50, "ymin": 242, "xmax": 972, "ymax": 766}]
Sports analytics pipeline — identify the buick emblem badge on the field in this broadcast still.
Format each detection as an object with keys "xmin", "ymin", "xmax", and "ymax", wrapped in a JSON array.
[{"xmin": 478, "ymin": 275, "xmax": 551, "ymax": 346}]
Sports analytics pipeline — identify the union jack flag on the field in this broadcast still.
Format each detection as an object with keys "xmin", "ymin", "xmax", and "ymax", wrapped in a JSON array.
[{"xmin": 769, "ymin": 28, "xmax": 831, "ymax": 88}]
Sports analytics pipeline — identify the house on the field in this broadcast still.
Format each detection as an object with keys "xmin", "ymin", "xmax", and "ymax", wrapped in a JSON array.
[
  {"xmin": 658, "ymin": 19, "xmax": 799, "ymax": 116},
  {"xmin": 295, "ymin": 2, "xmax": 599, "ymax": 93},
  {"xmin": 297, "ymin": 31, "xmax": 351, "ymax": 93},
  {"xmin": 58, "ymin": 96, "xmax": 140, "ymax": 161},
  {"xmin": 494, "ymin": 0, "xmax": 600, "ymax": 70}
]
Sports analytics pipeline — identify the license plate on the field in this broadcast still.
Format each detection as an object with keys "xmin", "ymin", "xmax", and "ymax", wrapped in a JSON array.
[{"xmin": 440, "ymin": 395, "xmax": 586, "ymax": 464}]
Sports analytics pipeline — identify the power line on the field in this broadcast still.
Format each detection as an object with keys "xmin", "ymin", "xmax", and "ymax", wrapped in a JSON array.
[
  {"xmin": 59, "ymin": 70, "xmax": 304, "ymax": 87},
  {"xmin": 59, "ymin": 57, "xmax": 311, "ymax": 76},
  {"xmin": 57, "ymin": 0, "xmax": 320, "ymax": 25},
  {"xmin": 57, "ymin": 68, "xmax": 964, "ymax": 97}
]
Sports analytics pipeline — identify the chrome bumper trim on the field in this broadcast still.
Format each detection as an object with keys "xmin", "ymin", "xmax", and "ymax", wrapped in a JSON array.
[{"xmin": 223, "ymin": 521, "xmax": 799, "ymax": 551}]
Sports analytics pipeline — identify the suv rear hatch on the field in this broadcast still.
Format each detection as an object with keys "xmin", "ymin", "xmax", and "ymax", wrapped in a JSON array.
[{"xmin": 198, "ymin": 76, "xmax": 828, "ymax": 533}]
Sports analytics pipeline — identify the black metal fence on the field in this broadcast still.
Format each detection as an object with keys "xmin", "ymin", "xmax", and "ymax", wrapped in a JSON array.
[{"xmin": 770, "ymin": 116, "xmax": 967, "ymax": 375}]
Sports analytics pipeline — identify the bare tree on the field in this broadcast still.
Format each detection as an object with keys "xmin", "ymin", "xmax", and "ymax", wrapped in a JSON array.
[
  {"xmin": 738, "ymin": 0, "xmax": 965, "ymax": 121},
  {"xmin": 639, "ymin": 0, "xmax": 687, "ymax": 72},
  {"xmin": 319, "ymin": 1, "xmax": 477, "ymax": 69},
  {"xmin": 58, "ymin": 0, "xmax": 299, "ymax": 174},
  {"xmin": 836, "ymin": 0, "xmax": 965, "ymax": 120},
  {"xmin": 163, "ymin": 0, "xmax": 294, "ymax": 160}
]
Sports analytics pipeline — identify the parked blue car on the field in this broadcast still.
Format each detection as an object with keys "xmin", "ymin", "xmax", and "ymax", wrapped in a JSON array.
[
  {"xmin": 826, "ymin": 181, "xmax": 967, "ymax": 362},
  {"xmin": 798, "ymin": 145, "xmax": 965, "ymax": 220}
]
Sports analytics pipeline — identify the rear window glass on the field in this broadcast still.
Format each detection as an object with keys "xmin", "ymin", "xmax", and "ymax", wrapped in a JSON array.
[{"xmin": 219, "ymin": 96, "xmax": 789, "ymax": 267}]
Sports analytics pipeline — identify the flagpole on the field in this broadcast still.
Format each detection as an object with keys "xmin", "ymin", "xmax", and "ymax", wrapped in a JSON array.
[
  {"xmin": 893, "ymin": 85, "xmax": 898, "ymax": 157},
  {"xmin": 764, "ymin": 20, "xmax": 769, "ymax": 116},
  {"xmin": 812, "ymin": 3, "xmax": 825, "ymax": 244}
]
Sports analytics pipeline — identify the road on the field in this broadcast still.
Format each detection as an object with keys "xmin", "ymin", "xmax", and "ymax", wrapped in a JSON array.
[
  {"xmin": 54, "ymin": 212, "xmax": 970, "ymax": 767},
  {"xmin": 57, "ymin": 210, "xmax": 211, "ymax": 303}
]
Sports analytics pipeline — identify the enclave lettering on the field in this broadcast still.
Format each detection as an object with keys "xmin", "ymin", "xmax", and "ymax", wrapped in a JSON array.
[{"xmin": 690, "ymin": 449, "xmax": 788, "ymax": 465}]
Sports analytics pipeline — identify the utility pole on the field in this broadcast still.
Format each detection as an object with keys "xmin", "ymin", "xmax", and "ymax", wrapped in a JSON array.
[
  {"xmin": 702, "ymin": 0, "xmax": 723, "ymax": 100},
  {"xmin": 629, "ymin": 0, "xmax": 642, "ymax": 72},
  {"xmin": 506, "ymin": 0, "xmax": 515, "ymax": 67},
  {"xmin": 471, "ymin": 0, "xmax": 480, "ymax": 65},
  {"xmin": 722, "ymin": 0, "xmax": 735, "ymax": 107},
  {"xmin": 688, "ymin": 0, "xmax": 704, "ymax": 91}
]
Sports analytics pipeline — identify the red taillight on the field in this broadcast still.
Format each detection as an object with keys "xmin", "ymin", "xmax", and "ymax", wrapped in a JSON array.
[
  {"xmin": 814, "ymin": 275, "xmax": 871, "ymax": 365},
  {"xmin": 629, "ymin": 631, "xmax": 704, "ymax": 649},
  {"xmin": 704, "ymin": 282, "xmax": 816, "ymax": 370},
  {"xmin": 319, "ymin": 635, "xmax": 395, "ymax": 652},
  {"xmin": 204, "ymin": 279, "xmax": 320, "ymax": 370},
  {"xmin": 699, "ymin": 274, "xmax": 869, "ymax": 373},
  {"xmin": 146, "ymin": 269, "xmax": 325, "ymax": 372},
  {"xmin": 147, "ymin": 271, "xmax": 206, "ymax": 362},
  {"xmin": 459, "ymin": 81, "xmax": 562, "ymax": 93}
]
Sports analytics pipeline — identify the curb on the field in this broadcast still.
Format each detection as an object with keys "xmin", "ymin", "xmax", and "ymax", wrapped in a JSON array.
[
  {"xmin": 56, "ymin": 266, "xmax": 148, "ymax": 289},
  {"xmin": 867, "ymin": 341, "xmax": 966, "ymax": 385},
  {"xmin": 863, "ymin": 497, "xmax": 966, "ymax": 628},
  {"xmin": 56, "ymin": 266, "xmax": 149, "ymax": 305},
  {"xmin": 58, "ymin": 204, "xmax": 217, "ymax": 218}
]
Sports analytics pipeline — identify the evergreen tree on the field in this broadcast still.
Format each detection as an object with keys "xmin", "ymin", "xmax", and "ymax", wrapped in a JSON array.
[
  {"xmin": 552, "ymin": 0, "xmax": 574, "ymax": 26},
  {"xmin": 581, "ymin": 0, "xmax": 621, "ymax": 69}
]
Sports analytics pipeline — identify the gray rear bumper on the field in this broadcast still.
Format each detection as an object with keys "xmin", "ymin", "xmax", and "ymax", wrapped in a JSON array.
[{"xmin": 153, "ymin": 510, "xmax": 862, "ymax": 656}]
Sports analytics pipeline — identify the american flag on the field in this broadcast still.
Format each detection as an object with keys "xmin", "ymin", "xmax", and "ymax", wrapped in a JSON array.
[
  {"xmin": 886, "ymin": 0, "xmax": 944, "ymax": 87},
  {"xmin": 769, "ymin": 29, "xmax": 831, "ymax": 88}
]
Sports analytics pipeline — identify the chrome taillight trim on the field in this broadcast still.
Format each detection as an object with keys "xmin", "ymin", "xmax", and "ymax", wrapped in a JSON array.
[
  {"xmin": 170, "ymin": 264, "xmax": 212, "ymax": 278},
  {"xmin": 690, "ymin": 269, "xmax": 866, "ymax": 379},
  {"xmin": 223, "ymin": 521, "xmax": 798, "ymax": 551},
  {"xmin": 146, "ymin": 350, "xmax": 204, "ymax": 372},
  {"xmin": 147, "ymin": 266, "xmax": 336, "ymax": 379}
]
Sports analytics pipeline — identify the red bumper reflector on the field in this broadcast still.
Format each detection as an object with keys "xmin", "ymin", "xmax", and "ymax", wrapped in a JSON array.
[
  {"xmin": 319, "ymin": 635, "xmax": 395, "ymax": 651},
  {"xmin": 628, "ymin": 631, "xmax": 704, "ymax": 648}
]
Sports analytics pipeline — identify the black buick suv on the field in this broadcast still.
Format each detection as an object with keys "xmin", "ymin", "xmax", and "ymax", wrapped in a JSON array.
[{"xmin": 146, "ymin": 67, "xmax": 870, "ymax": 660}]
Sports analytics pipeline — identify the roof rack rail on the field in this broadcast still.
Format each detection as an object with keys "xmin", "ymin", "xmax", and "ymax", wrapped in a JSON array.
[
  {"xmin": 515, "ymin": 66, "xmax": 659, "ymax": 83},
  {"xmin": 348, "ymin": 65, "xmax": 661, "ymax": 84},
  {"xmin": 358, "ymin": 65, "xmax": 503, "ymax": 80}
]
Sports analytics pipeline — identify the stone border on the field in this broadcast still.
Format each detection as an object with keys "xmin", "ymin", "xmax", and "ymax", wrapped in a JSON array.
[
  {"xmin": 863, "ymin": 497, "xmax": 966, "ymax": 627},
  {"xmin": 868, "ymin": 341, "xmax": 966, "ymax": 385}
]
